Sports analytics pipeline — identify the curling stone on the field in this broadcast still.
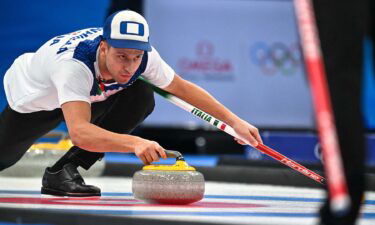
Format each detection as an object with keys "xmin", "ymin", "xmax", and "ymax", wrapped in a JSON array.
[{"xmin": 132, "ymin": 150, "xmax": 205, "ymax": 204}]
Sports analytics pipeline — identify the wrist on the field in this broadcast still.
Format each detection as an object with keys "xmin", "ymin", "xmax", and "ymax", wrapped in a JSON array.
[{"xmin": 226, "ymin": 115, "xmax": 242, "ymax": 127}]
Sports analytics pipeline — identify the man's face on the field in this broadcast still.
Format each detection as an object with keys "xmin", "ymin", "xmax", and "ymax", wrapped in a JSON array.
[{"xmin": 102, "ymin": 42, "xmax": 144, "ymax": 84}]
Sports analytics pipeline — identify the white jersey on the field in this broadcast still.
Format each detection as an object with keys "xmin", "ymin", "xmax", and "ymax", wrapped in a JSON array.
[{"xmin": 3, "ymin": 28, "xmax": 175, "ymax": 113}]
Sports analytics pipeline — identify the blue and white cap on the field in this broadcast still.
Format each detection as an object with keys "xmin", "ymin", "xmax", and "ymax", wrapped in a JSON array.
[{"xmin": 103, "ymin": 10, "xmax": 151, "ymax": 51}]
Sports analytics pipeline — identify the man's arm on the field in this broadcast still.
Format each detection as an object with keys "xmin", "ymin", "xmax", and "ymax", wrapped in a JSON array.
[
  {"xmin": 61, "ymin": 101, "xmax": 166, "ymax": 164},
  {"xmin": 163, "ymin": 74, "xmax": 262, "ymax": 147}
]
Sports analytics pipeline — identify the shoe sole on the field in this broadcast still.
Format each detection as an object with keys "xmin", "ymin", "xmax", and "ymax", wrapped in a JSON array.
[{"xmin": 41, "ymin": 187, "xmax": 101, "ymax": 197}]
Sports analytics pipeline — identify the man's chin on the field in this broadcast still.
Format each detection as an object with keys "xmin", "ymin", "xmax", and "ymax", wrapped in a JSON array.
[{"xmin": 116, "ymin": 77, "xmax": 132, "ymax": 84}]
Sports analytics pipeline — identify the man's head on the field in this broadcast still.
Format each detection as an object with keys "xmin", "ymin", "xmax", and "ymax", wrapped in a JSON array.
[{"xmin": 99, "ymin": 10, "xmax": 151, "ymax": 84}]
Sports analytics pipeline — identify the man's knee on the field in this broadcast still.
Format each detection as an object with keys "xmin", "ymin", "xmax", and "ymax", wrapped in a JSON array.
[
  {"xmin": 131, "ymin": 80, "xmax": 156, "ymax": 118},
  {"xmin": 0, "ymin": 162, "xmax": 12, "ymax": 171},
  {"xmin": 92, "ymin": 82, "xmax": 155, "ymax": 134},
  {"xmin": 143, "ymin": 89, "xmax": 155, "ymax": 117},
  {"xmin": 0, "ymin": 155, "xmax": 22, "ymax": 171},
  {"xmin": 0, "ymin": 142, "xmax": 33, "ymax": 172}
]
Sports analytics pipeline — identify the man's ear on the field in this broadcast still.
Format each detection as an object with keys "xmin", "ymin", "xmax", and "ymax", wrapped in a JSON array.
[{"xmin": 99, "ymin": 41, "xmax": 109, "ymax": 54}]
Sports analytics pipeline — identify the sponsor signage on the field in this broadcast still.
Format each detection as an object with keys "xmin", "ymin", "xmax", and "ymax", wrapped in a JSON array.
[{"xmin": 177, "ymin": 41, "xmax": 234, "ymax": 81}]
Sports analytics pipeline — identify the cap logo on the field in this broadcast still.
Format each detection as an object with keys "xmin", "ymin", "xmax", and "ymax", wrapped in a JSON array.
[{"xmin": 120, "ymin": 22, "xmax": 144, "ymax": 36}]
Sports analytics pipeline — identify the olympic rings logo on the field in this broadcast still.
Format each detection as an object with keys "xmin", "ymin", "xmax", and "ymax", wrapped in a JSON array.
[{"xmin": 250, "ymin": 42, "xmax": 302, "ymax": 75}]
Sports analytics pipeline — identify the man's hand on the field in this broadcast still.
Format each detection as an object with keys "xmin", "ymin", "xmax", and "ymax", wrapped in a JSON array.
[
  {"xmin": 133, "ymin": 138, "xmax": 167, "ymax": 165},
  {"xmin": 232, "ymin": 119, "xmax": 263, "ymax": 147}
]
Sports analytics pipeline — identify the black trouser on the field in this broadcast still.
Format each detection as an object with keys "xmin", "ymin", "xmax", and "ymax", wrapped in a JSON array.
[
  {"xmin": 313, "ymin": 0, "xmax": 368, "ymax": 224},
  {"xmin": 0, "ymin": 80, "xmax": 155, "ymax": 171}
]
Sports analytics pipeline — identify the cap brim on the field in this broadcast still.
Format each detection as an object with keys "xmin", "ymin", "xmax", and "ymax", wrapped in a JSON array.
[{"xmin": 106, "ymin": 39, "xmax": 152, "ymax": 52}]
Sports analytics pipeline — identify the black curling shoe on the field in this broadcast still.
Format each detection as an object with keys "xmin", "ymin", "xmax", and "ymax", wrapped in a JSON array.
[{"xmin": 41, "ymin": 163, "xmax": 101, "ymax": 197}]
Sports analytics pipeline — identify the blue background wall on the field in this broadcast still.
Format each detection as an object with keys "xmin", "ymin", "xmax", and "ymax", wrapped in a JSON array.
[{"xmin": 0, "ymin": 0, "xmax": 110, "ymax": 110}]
